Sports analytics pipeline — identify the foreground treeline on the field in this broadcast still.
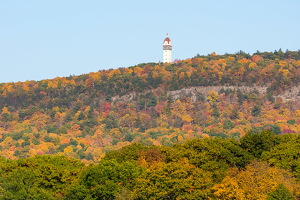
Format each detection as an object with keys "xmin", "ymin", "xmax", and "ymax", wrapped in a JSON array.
[{"xmin": 1, "ymin": 130, "xmax": 300, "ymax": 199}]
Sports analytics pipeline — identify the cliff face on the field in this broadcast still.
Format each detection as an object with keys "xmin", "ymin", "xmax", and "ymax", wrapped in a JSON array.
[
  {"xmin": 111, "ymin": 85, "xmax": 300, "ymax": 103},
  {"xmin": 276, "ymin": 85, "xmax": 300, "ymax": 102},
  {"xmin": 168, "ymin": 85, "xmax": 300, "ymax": 102}
]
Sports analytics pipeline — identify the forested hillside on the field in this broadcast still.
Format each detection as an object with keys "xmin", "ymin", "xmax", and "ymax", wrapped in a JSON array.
[{"xmin": 0, "ymin": 49, "xmax": 299, "ymax": 163}]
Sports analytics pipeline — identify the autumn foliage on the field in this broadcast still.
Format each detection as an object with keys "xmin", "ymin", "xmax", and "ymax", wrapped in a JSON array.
[
  {"xmin": 0, "ymin": 50, "xmax": 299, "ymax": 163},
  {"xmin": 0, "ymin": 47, "xmax": 300, "ymax": 198},
  {"xmin": 1, "ymin": 133, "xmax": 300, "ymax": 199}
]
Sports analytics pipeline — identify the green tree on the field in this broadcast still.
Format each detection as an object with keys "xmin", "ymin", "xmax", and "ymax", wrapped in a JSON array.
[
  {"xmin": 241, "ymin": 130, "xmax": 276, "ymax": 158},
  {"xmin": 68, "ymin": 160, "xmax": 143, "ymax": 200},
  {"xmin": 0, "ymin": 167, "xmax": 51, "ymax": 199},
  {"xmin": 251, "ymin": 105, "xmax": 261, "ymax": 116},
  {"xmin": 64, "ymin": 183, "xmax": 90, "ymax": 200},
  {"xmin": 211, "ymin": 103, "xmax": 220, "ymax": 118},
  {"xmin": 87, "ymin": 106, "xmax": 94, "ymax": 119},
  {"xmin": 162, "ymin": 138, "xmax": 253, "ymax": 182},
  {"xmin": 102, "ymin": 113, "xmax": 119, "ymax": 130},
  {"xmin": 262, "ymin": 135, "xmax": 300, "ymax": 180},
  {"xmin": 0, "ymin": 155, "xmax": 85, "ymax": 199},
  {"xmin": 77, "ymin": 111, "xmax": 85, "ymax": 120},
  {"xmin": 103, "ymin": 143, "xmax": 148, "ymax": 163},
  {"xmin": 135, "ymin": 160, "xmax": 213, "ymax": 199},
  {"xmin": 266, "ymin": 184, "xmax": 294, "ymax": 200},
  {"xmin": 223, "ymin": 119, "xmax": 235, "ymax": 129}
]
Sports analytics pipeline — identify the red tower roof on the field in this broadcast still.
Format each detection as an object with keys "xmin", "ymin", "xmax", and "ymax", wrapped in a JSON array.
[{"xmin": 164, "ymin": 37, "xmax": 171, "ymax": 44}]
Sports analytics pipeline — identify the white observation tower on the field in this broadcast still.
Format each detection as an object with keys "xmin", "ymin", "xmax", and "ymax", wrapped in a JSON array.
[{"xmin": 163, "ymin": 33, "xmax": 172, "ymax": 63}]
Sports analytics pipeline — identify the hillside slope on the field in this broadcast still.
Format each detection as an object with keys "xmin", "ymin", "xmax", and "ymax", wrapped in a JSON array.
[{"xmin": 0, "ymin": 50, "xmax": 299, "ymax": 163}]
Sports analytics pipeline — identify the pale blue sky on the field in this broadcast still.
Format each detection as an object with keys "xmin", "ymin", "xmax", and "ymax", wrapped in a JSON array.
[{"xmin": 1, "ymin": 0, "xmax": 299, "ymax": 83}]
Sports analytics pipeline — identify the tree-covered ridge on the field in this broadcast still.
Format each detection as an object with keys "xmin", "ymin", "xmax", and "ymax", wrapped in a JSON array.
[
  {"xmin": 1, "ymin": 131, "xmax": 300, "ymax": 199},
  {"xmin": 0, "ymin": 50, "xmax": 299, "ymax": 162},
  {"xmin": 0, "ymin": 49, "xmax": 299, "ymax": 108}
]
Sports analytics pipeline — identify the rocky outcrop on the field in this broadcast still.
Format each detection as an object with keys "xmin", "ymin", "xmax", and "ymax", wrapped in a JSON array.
[
  {"xmin": 167, "ymin": 86, "xmax": 266, "ymax": 102},
  {"xmin": 111, "ymin": 85, "xmax": 300, "ymax": 103}
]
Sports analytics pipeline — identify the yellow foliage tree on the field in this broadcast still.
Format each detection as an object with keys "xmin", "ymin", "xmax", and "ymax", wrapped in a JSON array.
[
  {"xmin": 249, "ymin": 62, "xmax": 258, "ymax": 69},
  {"xmin": 108, "ymin": 69, "xmax": 121, "ymax": 79},
  {"xmin": 1, "ymin": 107, "xmax": 9, "ymax": 114},
  {"xmin": 134, "ymin": 66, "xmax": 143, "ymax": 76},
  {"xmin": 207, "ymin": 90, "xmax": 219, "ymax": 105},
  {"xmin": 213, "ymin": 161, "xmax": 300, "ymax": 200},
  {"xmin": 64, "ymin": 146, "xmax": 73, "ymax": 156},
  {"xmin": 2, "ymin": 137, "xmax": 14, "ymax": 149}
]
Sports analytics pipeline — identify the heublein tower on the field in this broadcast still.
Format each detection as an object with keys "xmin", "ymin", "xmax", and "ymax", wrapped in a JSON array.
[{"xmin": 163, "ymin": 33, "xmax": 172, "ymax": 63}]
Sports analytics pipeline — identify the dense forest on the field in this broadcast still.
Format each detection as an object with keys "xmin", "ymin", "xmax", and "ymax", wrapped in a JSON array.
[
  {"xmin": 0, "ymin": 49, "xmax": 300, "ymax": 199},
  {"xmin": 0, "ymin": 49, "xmax": 299, "ymax": 163},
  {"xmin": 1, "ymin": 131, "xmax": 300, "ymax": 199}
]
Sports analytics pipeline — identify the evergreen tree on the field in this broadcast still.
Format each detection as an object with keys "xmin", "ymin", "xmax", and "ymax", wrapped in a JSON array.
[{"xmin": 78, "ymin": 111, "xmax": 85, "ymax": 120}]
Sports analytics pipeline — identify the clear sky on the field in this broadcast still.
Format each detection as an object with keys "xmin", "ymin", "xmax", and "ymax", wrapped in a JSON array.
[{"xmin": 1, "ymin": 0, "xmax": 299, "ymax": 83}]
